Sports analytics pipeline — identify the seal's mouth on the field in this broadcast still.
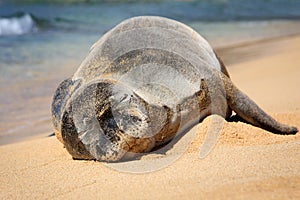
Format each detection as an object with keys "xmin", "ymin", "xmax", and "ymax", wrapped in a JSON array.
[{"xmin": 96, "ymin": 103, "xmax": 121, "ymax": 144}]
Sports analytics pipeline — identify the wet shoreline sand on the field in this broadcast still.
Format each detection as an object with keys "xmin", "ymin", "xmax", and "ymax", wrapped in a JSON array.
[{"xmin": 1, "ymin": 34, "xmax": 300, "ymax": 199}]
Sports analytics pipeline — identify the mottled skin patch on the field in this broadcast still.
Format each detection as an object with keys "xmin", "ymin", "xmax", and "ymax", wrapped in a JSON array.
[{"xmin": 51, "ymin": 16, "xmax": 298, "ymax": 162}]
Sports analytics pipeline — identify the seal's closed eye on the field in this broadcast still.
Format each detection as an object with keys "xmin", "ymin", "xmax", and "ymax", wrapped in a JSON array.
[{"xmin": 119, "ymin": 94, "xmax": 128, "ymax": 102}]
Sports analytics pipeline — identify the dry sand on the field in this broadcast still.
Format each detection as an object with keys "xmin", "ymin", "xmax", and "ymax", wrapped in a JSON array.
[{"xmin": 1, "ymin": 35, "xmax": 300, "ymax": 199}]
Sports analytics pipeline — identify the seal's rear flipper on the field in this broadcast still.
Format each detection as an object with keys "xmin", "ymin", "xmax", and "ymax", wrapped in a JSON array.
[{"xmin": 221, "ymin": 73, "xmax": 298, "ymax": 135}]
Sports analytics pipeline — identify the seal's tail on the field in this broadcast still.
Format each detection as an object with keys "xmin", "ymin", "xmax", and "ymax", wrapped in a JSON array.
[{"xmin": 221, "ymin": 74, "xmax": 298, "ymax": 135}]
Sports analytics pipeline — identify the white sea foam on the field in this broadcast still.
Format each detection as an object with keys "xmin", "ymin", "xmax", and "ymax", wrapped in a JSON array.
[{"xmin": 0, "ymin": 13, "xmax": 36, "ymax": 36}]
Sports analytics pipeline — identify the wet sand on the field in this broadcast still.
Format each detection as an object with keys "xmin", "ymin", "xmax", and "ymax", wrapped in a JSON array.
[{"xmin": 1, "ymin": 35, "xmax": 300, "ymax": 199}]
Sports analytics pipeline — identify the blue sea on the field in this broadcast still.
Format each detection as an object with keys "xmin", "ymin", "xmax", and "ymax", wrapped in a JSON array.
[{"xmin": 0, "ymin": 0, "xmax": 300, "ymax": 144}]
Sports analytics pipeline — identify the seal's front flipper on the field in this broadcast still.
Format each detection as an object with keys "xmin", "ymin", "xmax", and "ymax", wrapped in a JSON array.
[{"xmin": 188, "ymin": 78, "xmax": 227, "ymax": 159}]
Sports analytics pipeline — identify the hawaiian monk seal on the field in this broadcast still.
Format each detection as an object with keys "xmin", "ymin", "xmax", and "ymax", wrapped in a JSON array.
[{"xmin": 51, "ymin": 16, "xmax": 298, "ymax": 162}]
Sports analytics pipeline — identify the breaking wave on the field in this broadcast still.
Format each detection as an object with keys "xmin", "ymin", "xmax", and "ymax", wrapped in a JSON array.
[{"xmin": 0, "ymin": 12, "xmax": 37, "ymax": 36}]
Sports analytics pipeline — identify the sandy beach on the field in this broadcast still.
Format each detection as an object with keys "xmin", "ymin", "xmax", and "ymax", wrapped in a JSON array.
[{"xmin": 1, "ymin": 35, "xmax": 300, "ymax": 199}]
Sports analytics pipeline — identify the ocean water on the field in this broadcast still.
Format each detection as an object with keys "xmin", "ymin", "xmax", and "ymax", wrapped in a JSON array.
[{"xmin": 0, "ymin": 0, "xmax": 300, "ymax": 144}]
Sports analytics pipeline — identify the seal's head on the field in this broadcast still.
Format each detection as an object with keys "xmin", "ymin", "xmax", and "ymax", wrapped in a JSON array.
[{"xmin": 60, "ymin": 79, "xmax": 165, "ymax": 162}]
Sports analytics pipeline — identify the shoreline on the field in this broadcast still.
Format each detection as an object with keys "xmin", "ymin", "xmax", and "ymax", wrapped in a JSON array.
[
  {"xmin": 215, "ymin": 32, "xmax": 300, "ymax": 66},
  {"xmin": 1, "ymin": 33, "xmax": 300, "ymax": 199}
]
